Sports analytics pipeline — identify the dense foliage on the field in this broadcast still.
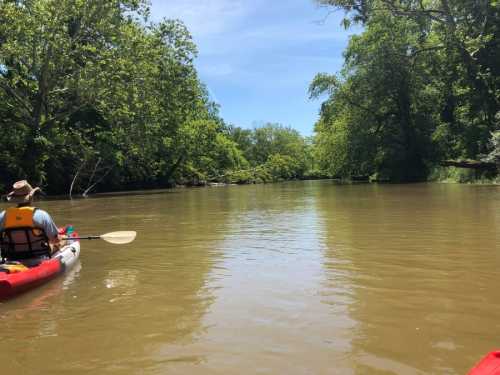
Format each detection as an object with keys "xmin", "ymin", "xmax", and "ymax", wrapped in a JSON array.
[
  {"xmin": 225, "ymin": 123, "xmax": 315, "ymax": 183},
  {"xmin": 312, "ymin": 0, "xmax": 500, "ymax": 181},
  {"xmin": 0, "ymin": 0, "xmax": 313, "ymax": 195},
  {"xmin": 2, "ymin": 0, "xmax": 498, "ymax": 195}
]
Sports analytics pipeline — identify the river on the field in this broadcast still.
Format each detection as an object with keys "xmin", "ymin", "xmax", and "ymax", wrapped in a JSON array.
[{"xmin": 0, "ymin": 181, "xmax": 499, "ymax": 374}]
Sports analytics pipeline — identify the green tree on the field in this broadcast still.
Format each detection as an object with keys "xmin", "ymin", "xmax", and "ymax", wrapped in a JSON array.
[
  {"xmin": 0, "ymin": 0, "xmax": 237, "ymax": 194},
  {"xmin": 0, "ymin": 0, "xmax": 151, "ymax": 184},
  {"xmin": 228, "ymin": 123, "xmax": 309, "ymax": 180},
  {"xmin": 311, "ymin": 13, "xmax": 435, "ymax": 180},
  {"xmin": 174, "ymin": 119, "xmax": 248, "ymax": 185},
  {"xmin": 312, "ymin": 0, "xmax": 499, "ymax": 181}
]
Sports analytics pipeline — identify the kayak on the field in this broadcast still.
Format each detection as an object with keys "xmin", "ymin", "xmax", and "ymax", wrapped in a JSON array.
[
  {"xmin": 0, "ymin": 228, "xmax": 80, "ymax": 301},
  {"xmin": 468, "ymin": 351, "xmax": 500, "ymax": 375}
]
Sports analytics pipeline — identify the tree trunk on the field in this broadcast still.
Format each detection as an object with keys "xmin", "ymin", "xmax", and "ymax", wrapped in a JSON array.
[{"xmin": 440, "ymin": 160, "xmax": 498, "ymax": 171}]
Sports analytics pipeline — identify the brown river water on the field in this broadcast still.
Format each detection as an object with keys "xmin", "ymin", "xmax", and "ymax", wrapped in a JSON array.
[{"xmin": 0, "ymin": 181, "xmax": 499, "ymax": 374}]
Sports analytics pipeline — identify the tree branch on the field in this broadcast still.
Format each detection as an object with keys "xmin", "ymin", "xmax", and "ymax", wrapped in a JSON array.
[
  {"xmin": 69, "ymin": 158, "xmax": 87, "ymax": 199},
  {"xmin": 0, "ymin": 81, "xmax": 33, "ymax": 118},
  {"xmin": 40, "ymin": 102, "xmax": 88, "ymax": 132},
  {"xmin": 82, "ymin": 166, "xmax": 112, "ymax": 197},
  {"xmin": 441, "ymin": 159, "xmax": 498, "ymax": 171}
]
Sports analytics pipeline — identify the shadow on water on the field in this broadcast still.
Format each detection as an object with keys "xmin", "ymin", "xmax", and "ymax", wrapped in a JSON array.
[{"xmin": 316, "ymin": 182, "xmax": 500, "ymax": 375}]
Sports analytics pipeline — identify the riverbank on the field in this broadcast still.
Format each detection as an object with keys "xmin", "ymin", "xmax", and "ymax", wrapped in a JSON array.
[
  {"xmin": 3, "ymin": 169, "xmax": 498, "ymax": 203},
  {"xmin": 429, "ymin": 166, "xmax": 500, "ymax": 185}
]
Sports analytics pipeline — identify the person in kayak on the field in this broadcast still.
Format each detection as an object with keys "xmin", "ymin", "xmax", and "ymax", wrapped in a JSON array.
[{"xmin": 0, "ymin": 180, "xmax": 61, "ymax": 261}]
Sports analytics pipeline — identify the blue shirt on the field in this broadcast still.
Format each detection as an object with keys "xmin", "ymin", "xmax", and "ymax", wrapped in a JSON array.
[{"xmin": 0, "ymin": 208, "xmax": 59, "ymax": 240}]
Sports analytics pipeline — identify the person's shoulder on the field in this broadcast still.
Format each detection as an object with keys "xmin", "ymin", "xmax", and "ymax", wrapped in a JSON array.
[{"xmin": 33, "ymin": 208, "xmax": 53, "ymax": 219}]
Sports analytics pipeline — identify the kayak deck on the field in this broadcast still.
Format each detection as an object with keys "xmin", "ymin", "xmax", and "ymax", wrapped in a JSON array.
[{"xmin": 469, "ymin": 351, "xmax": 500, "ymax": 375}]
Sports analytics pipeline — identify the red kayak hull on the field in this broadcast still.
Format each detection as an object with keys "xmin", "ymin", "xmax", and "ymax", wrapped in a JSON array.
[
  {"xmin": 0, "ymin": 227, "xmax": 80, "ymax": 301},
  {"xmin": 0, "ymin": 258, "xmax": 63, "ymax": 300},
  {"xmin": 468, "ymin": 351, "xmax": 500, "ymax": 375}
]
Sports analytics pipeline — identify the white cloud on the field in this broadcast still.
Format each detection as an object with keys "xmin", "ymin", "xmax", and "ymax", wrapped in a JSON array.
[
  {"xmin": 240, "ymin": 24, "xmax": 348, "ymax": 44},
  {"xmin": 150, "ymin": 0, "xmax": 351, "ymax": 105},
  {"xmin": 198, "ymin": 62, "xmax": 234, "ymax": 77},
  {"xmin": 150, "ymin": 0, "xmax": 261, "ymax": 37}
]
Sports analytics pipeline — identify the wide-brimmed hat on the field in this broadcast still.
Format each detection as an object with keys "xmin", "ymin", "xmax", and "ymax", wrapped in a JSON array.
[{"xmin": 6, "ymin": 180, "xmax": 40, "ymax": 203}]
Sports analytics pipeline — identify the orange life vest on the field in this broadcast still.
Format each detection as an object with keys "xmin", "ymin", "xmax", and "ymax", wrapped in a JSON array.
[
  {"xmin": 4, "ymin": 206, "xmax": 36, "ymax": 229},
  {"xmin": 1, "ymin": 207, "xmax": 50, "ymax": 260}
]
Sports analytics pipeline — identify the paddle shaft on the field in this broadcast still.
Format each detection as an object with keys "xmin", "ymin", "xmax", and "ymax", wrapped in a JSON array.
[{"xmin": 63, "ymin": 236, "xmax": 101, "ymax": 240}]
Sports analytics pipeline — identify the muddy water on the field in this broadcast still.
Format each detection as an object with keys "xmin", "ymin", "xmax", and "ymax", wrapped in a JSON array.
[{"xmin": 0, "ymin": 181, "xmax": 498, "ymax": 374}]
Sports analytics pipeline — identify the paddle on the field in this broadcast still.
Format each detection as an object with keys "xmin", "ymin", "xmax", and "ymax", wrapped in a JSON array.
[{"xmin": 64, "ymin": 231, "xmax": 137, "ymax": 244}]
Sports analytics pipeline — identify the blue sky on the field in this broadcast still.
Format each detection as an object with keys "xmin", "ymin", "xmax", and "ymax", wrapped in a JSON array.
[{"xmin": 150, "ymin": 0, "xmax": 358, "ymax": 136}]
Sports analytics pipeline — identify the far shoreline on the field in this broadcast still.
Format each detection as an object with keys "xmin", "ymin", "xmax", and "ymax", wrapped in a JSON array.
[{"xmin": 1, "ymin": 176, "xmax": 495, "ymax": 203}]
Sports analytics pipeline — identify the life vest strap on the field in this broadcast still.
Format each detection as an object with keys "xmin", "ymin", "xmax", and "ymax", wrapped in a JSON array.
[{"xmin": 0, "ymin": 226, "xmax": 51, "ymax": 261}]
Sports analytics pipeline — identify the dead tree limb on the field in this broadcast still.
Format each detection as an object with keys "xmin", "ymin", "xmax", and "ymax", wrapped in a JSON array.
[
  {"xmin": 82, "ymin": 167, "xmax": 112, "ymax": 197},
  {"xmin": 69, "ymin": 159, "xmax": 87, "ymax": 199},
  {"xmin": 440, "ymin": 159, "xmax": 498, "ymax": 171}
]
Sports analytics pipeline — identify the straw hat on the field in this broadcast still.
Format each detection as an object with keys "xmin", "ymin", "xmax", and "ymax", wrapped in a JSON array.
[{"xmin": 6, "ymin": 180, "xmax": 40, "ymax": 203}]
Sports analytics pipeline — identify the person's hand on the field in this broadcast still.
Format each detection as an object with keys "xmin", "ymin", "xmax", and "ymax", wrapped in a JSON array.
[
  {"xmin": 49, "ymin": 235, "xmax": 63, "ymax": 253},
  {"xmin": 56, "ymin": 234, "xmax": 68, "ymax": 247}
]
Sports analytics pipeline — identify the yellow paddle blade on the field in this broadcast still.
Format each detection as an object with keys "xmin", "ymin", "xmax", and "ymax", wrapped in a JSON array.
[{"xmin": 100, "ymin": 231, "xmax": 137, "ymax": 244}]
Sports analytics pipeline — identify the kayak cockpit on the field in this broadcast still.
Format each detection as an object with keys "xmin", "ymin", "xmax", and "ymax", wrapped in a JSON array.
[{"xmin": 0, "ymin": 226, "xmax": 80, "ymax": 300}]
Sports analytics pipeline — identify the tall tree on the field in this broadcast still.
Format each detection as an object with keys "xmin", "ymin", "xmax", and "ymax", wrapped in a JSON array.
[
  {"xmin": 312, "ymin": 0, "xmax": 500, "ymax": 180},
  {"xmin": 0, "ymin": 0, "xmax": 150, "ymax": 184},
  {"xmin": 0, "ymin": 0, "xmax": 240, "ymax": 194}
]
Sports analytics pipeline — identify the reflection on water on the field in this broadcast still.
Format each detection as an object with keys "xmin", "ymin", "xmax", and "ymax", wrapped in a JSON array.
[
  {"xmin": 0, "ymin": 181, "xmax": 499, "ymax": 374},
  {"xmin": 104, "ymin": 269, "xmax": 139, "ymax": 303},
  {"xmin": 317, "ymin": 183, "xmax": 500, "ymax": 374}
]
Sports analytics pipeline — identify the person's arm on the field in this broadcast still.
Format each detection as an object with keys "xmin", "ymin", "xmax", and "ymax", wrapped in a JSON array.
[{"xmin": 34, "ymin": 210, "xmax": 60, "ymax": 244}]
